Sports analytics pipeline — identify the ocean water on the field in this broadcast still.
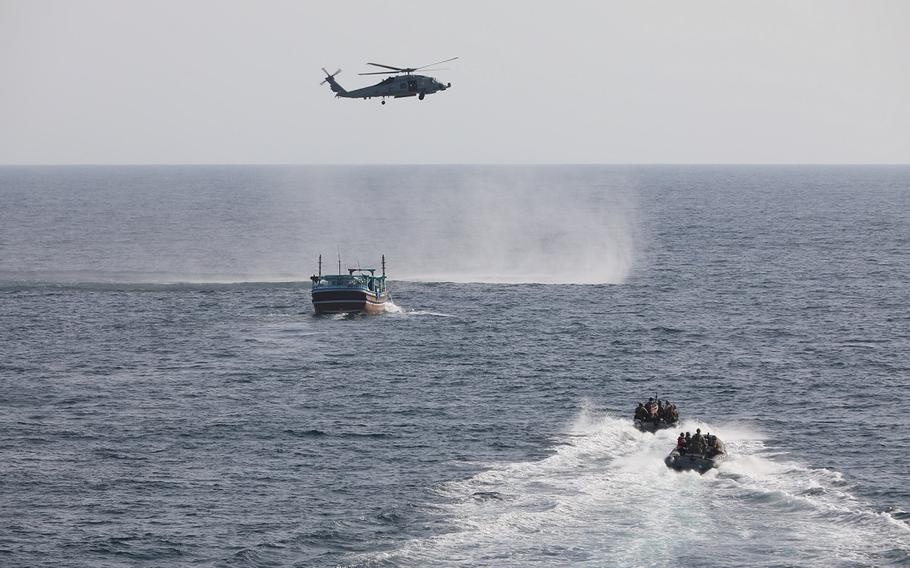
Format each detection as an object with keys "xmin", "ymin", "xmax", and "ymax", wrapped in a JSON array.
[{"xmin": 1, "ymin": 165, "xmax": 909, "ymax": 567}]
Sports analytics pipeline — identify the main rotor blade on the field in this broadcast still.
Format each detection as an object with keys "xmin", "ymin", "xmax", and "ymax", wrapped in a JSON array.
[
  {"xmin": 359, "ymin": 71, "xmax": 400, "ymax": 76},
  {"xmin": 416, "ymin": 57, "xmax": 458, "ymax": 70},
  {"xmin": 366, "ymin": 62, "xmax": 405, "ymax": 71}
]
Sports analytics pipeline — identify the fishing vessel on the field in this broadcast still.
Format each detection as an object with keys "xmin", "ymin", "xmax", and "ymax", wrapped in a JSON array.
[{"xmin": 310, "ymin": 255, "xmax": 390, "ymax": 314}]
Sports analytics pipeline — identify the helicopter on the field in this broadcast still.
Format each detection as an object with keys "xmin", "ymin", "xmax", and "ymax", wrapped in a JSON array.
[{"xmin": 320, "ymin": 57, "xmax": 456, "ymax": 104}]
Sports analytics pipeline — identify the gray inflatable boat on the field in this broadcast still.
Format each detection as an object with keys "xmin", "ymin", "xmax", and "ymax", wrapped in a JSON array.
[{"xmin": 665, "ymin": 448, "xmax": 726, "ymax": 474}]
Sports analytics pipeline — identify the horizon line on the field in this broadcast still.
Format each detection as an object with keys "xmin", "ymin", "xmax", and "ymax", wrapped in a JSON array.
[{"xmin": 2, "ymin": 162, "xmax": 909, "ymax": 167}]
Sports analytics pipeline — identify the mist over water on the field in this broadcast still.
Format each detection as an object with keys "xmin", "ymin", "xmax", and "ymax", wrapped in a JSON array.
[
  {"xmin": 365, "ymin": 167, "xmax": 638, "ymax": 284},
  {"xmin": 0, "ymin": 165, "xmax": 638, "ymax": 285}
]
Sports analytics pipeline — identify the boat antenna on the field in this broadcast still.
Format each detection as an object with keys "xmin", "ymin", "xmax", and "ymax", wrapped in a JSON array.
[
  {"xmin": 337, "ymin": 248, "xmax": 341, "ymax": 275},
  {"xmin": 382, "ymin": 254, "xmax": 386, "ymax": 277},
  {"xmin": 318, "ymin": 254, "xmax": 322, "ymax": 277}
]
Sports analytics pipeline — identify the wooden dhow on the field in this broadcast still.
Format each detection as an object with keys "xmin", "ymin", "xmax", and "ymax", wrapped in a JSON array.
[{"xmin": 310, "ymin": 255, "xmax": 390, "ymax": 314}]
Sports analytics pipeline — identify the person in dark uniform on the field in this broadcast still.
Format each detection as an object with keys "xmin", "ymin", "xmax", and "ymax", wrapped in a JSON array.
[
  {"xmin": 665, "ymin": 401, "xmax": 679, "ymax": 423},
  {"xmin": 690, "ymin": 428, "xmax": 705, "ymax": 455}
]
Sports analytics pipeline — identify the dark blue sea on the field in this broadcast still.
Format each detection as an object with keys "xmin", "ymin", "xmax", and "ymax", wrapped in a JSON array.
[{"xmin": 1, "ymin": 165, "xmax": 909, "ymax": 567}]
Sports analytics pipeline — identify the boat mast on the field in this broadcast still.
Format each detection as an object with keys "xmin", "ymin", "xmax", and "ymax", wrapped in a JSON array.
[
  {"xmin": 382, "ymin": 255, "xmax": 386, "ymax": 278},
  {"xmin": 337, "ymin": 248, "xmax": 341, "ymax": 275},
  {"xmin": 318, "ymin": 254, "xmax": 322, "ymax": 277}
]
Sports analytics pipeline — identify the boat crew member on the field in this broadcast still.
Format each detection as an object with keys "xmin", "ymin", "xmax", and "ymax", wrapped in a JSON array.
[
  {"xmin": 690, "ymin": 429, "xmax": 705, "ymax": 455},
  {"xmin": 667, "ymin": 402, "xmax": 679, "ymax": 422},
  {"xmin": 646, "ymin": 398, "xmax": 658, "ymax": 417}
]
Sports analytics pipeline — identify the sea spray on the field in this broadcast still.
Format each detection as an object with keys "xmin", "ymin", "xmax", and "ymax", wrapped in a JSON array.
[
  {"xmin": 360, "ymin": 405, "xmax": 910, "ymax": 567},
  {"xmin": 299, "ymin": 166, "xmax": 640, "ymax": 285},
  {"xmin": 0, "ymin": 166, "xmax": 638, "ymax": 285}
]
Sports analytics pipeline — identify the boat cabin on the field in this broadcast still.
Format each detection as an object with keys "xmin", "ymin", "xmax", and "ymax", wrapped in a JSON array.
[{"xmin": 310, "ymin": 268, "xmax": 387, "ymax": 295}]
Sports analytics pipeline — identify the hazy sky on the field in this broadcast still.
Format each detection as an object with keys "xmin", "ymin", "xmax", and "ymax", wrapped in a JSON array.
[{"xmin": 2, "ymin": 0, "xmax": 908, "ymax": 164}]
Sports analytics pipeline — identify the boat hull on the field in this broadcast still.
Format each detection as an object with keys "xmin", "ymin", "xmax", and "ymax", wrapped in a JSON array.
[
  {"xmin": 664, "ymin": 449, "xmax": 726, "ymax": 474},
  {"xmin": 634, "ymin": 419, "xmax": 678, "ymax": 433},
  {"xmin": 312, "ymin": 289, "xmax": 388, "ymax": 314}
]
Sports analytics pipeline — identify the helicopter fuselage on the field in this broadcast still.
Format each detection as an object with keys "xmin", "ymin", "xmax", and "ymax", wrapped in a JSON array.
[{"xmin": 336, "ymin": 74, "xmax": 450, "ymax": 101}]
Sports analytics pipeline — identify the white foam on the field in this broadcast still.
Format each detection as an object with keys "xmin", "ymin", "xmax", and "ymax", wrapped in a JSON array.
[
  {"xmin": 382, "ymin": 300, "xmax": 404, "ymax": 314},
  {"xmin": 352, "ymin": 404, "xmax": 910, "ymax": 566},
  {"xmin": 380, "ymin": 301, "xmax": 456, "ymax": 318},
  {"xmin": 405, "ymin": 310, "xmax": 457, "ymax": 317}
]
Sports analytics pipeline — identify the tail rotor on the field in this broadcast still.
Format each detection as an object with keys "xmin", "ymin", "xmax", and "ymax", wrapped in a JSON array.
[{"xmin": 320, "ymin": 68, "xmax": 341, "ymax": 85}]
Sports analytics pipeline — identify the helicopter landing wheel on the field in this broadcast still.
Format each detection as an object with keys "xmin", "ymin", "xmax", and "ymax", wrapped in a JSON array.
[
  {"xmin": 381, "ymin": 100, "xmax": 386, "ymax": 105},
  {"xmin": 418, "ymin": 93, "xmax": 425, "ymax": 100}
]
